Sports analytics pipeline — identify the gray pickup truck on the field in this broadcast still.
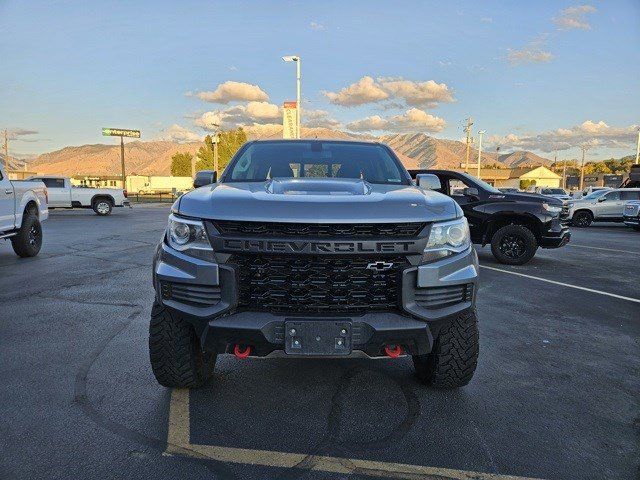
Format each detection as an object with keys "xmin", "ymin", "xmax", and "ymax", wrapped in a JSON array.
[
  {"xmin": 149, "ymin": 140, "xmax": 480, "ymax": 389},
  {"xmin": 0, "ymin": 163, "xmax": 48, "ymax": 257}
]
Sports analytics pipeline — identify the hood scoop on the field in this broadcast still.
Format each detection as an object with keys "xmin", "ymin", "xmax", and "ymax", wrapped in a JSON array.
[{"xmin": 265, "ymin": 178, "xmax": 372, "ymax": 196}]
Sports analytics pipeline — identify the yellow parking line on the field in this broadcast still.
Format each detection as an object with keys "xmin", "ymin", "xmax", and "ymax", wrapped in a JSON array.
[{"xmin": 165, "ymin": 389, "xmax": 542, "ymax": 480}]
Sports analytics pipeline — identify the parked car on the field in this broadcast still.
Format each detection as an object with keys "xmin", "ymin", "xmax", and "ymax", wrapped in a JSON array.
[
  {"xmin": 150, "ymin": 140, "xmax": 480, "ymax": 389},
  {"xmin": 565, "ymin": 188, "xmax": 640, "ymax": 227},
  {"xmin": 26, "ymin": 176, "xmax": 130, "ymax": 215},
  {"xmin": 408, "ymin": 169, "xmax": 570, "ymax": 265},
  {"xmin": 499, "ymin": 188, "xmax": 520, "ymax": 193},
  {"xmin": 0, "ymin": 163, "xmax": 48, "ymax": 257},
  {"xmin": 534, "ymin": 187, "xmax": 571, "ymax": 201}
]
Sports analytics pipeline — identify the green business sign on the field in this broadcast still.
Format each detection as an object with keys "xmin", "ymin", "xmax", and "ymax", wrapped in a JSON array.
[{"xmin": 102, "ymin": 128, "xmax": 140, "ymax": 138}]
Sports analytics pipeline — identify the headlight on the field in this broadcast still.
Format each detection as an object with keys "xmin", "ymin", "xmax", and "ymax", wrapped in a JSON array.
[
  {"xmin": 422, "ymin": 217, "xmax": 471, "ymax": 263},
  {"xmin": 542, "ymin": 203, "xmax": 562, "ymax": 215},
  {"xmin": 566, "ymin": 202, "xmax": 574, "ymax": 208},
  {"xmin": 167, "ymin": 213, "xmax": 214, "ymax": 259}
]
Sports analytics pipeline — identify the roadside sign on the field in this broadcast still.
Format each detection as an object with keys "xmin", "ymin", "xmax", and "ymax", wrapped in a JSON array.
[
  {"xmin": 283, "ymin": 102, "xmax": 297, "ymax": 139},
  {"xmin": 102, "ymin": 128, "xmax": 141, "ymax": 138}
]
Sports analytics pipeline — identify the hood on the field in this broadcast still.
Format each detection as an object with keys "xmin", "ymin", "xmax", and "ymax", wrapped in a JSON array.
[
  {"xmin": 499, "ymin": 192, "xmax": 563, "ymax": 206},
  {"xmin": 177, "ymin": 178, "xmax": 460, "ymax": 223}
]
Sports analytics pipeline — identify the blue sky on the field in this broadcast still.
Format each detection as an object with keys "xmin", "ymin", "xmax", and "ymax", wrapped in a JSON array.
[{"xmin": 1, "ymin": 0, "xmax": 639, "ymax": 160}]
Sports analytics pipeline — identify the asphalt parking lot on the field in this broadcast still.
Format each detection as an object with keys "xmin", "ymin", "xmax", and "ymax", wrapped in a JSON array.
[{"xmin": 1, "ymin": 204, "xmax": 638, "ymax": 480}]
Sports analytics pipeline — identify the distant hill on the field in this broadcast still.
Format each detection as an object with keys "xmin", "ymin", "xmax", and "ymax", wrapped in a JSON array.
[{"xmin": 23, "ymin": 129, "xmax": 552, "ymax": 176}]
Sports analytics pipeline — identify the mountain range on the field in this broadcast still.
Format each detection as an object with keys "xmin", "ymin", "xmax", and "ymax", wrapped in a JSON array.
[{"xmin": 16, "ymin": 128, "xmax": 552, "ymax": 177}]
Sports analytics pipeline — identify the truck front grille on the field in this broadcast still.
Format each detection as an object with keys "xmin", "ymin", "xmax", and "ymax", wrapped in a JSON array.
[
  {"xmin": 230, "ymin": 254, "xmax": 408, "ymax": 313},
  {"xmin": 213, "ymin": 220, "xmax": 426, "ymax": 238},
  {"xmin": 415, "ymin": 284, "xmax": 473, "ymax": 309}
]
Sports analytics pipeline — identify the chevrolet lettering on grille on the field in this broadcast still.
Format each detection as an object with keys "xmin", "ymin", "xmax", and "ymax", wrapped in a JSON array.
[{"xmin": 217, "ymin": 238, "xmax": 420, "ymax": 254}]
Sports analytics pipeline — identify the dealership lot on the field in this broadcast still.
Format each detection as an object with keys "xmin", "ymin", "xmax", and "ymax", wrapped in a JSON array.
[{"xmin": 0, "ymin": 205, "xmax": 638, "ymax": 480}]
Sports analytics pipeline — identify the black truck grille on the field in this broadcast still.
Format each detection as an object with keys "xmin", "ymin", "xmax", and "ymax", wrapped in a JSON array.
[
  {"xmin": 230, "ymin": 254, "xmax": 408, "ymax": 313},
  {"xmin": 213, "ymin": 220, "xmax": 426, "ymax": 238}
]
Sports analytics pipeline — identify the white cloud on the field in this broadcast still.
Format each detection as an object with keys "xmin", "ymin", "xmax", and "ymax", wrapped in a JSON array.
[
  {"xmin": 8, "ymin": 128, "xmax": 38, "ymax": 140},
  {"xmin": 553, "ymin": 5, "xmax": 596, "ymax": 30},
  {"xmin": 310, "ymin": 21, "xmax": 325, "ymax": 31},
  {"xmin": 194, "ymin": 101, "xmax": 282, "ymax": 130},
  {"xmin": 303, "ymin": 109, "xmax": 342, "ymax": 129},
  {"xmin": 160, "ymin": 124, "xmax": 202, "ymax": 142},
  {"xmin": 323, "ymin": 76, "xmax": 389, "ymax": 107},
  {"xmin": 323, "ymin": 76, "xmax": 454, "ymax": 108},
  {"xmin": 507, "ymin": 35, "xmax": 554, "ymax": 65},
  {"xmin": 192, "ymin": 81, "xmax": 269, "ymax": 104},
  {"xmin": 378, "ymin": 78, "xmax": 454, "ymax": 107},
  {"xmin": 487, "ymin": 120, "xmax": 638, "ymax": 152},
  {"xmin": 346, "ymin": 108, "xmax": 446, "ymax": 133}
]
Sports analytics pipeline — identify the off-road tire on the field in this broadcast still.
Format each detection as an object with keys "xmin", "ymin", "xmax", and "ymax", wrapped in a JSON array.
[
  {"xmin": 571, "ymin": 210, "xmax": 593, "ymax": 228},
  {"xmin": 413, "ymin": 310, "xmax": 479, "ymax": 388},
  {"xmin": 11, "ymin": 214, "xmax": 42, "ymax": 258},
  {"xmin": 93, "ymin": 198, "xmax": 113, "ymax": 216},
  {"xmin": 149, "ymin": 301, "xmax": 216, "ymax": 388},
  {"xmin": 490, "ymin": 224, "xmax": 538, "ymax": 265}
]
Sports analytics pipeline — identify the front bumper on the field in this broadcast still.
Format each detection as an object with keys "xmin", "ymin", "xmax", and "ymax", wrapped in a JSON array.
[
  {"xmin": 153, "ymin": 243, "xmax": 479, "ymax": 357},
  {"xmin": 623, "ymin": 216, "xmax": 639, "ymax": 227},
  {"xmin": 540, "ymin": 217, "xmax": 571, "ymax": 248}
]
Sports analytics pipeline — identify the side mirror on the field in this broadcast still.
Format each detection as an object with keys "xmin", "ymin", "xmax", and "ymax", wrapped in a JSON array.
[
  {"xmin": 193, "ymin": 170, "xmax": 217, "ymax": 188},
  {"xmin": 416, "ymin": 174, "xmax": 441, "ymax": 190},
  {"xmin": 463, "ymin": 187, "xmax": 479, "ymax": 197},
  {"xmin": 597, "ymin": 196, "xmax": 606, "ymax": 202}
]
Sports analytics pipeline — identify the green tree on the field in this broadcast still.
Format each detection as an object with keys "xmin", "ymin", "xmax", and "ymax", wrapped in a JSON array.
[
  {"xmin": 520, "ymin": 179, "xmax": 536, "ymax": 190},
  {"xmin": 191, "ymin": 128, "xmax": 248, "ymax": 175},
  {"xmin": 171, "ymin": 152, "xmax": 193, "ymax": 176},
  {"xmin": 195, "ymin": 135, "xmax": 215, "ymax": 171}
]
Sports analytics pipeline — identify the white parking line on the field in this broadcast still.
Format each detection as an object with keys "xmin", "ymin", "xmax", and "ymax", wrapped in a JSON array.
[
  {"xmin": 480, "ymin": 265, "xmax": 640, "ymax": 304},
  {"xmin": 567, "ymin": 244, "xmax": 639, "ymax": 255}
]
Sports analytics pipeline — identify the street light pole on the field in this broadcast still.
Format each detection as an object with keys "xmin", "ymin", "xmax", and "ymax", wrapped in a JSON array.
[
  {"xmin": 477, "ymin": 130, "xmax": 485, "ymax": 179},
  {"xmin": 282, "ymin": 55, "xmax": 301, "ymax": 139},
  {"xmin": 635, "ymin": 127, "xmax": 640, "ymax": 165}
]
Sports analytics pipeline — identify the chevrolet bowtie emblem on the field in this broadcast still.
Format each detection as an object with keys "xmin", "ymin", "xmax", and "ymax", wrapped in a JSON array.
[{"xmin": 366, "ymin": 261, "xmax": 394, "ymax": 272}]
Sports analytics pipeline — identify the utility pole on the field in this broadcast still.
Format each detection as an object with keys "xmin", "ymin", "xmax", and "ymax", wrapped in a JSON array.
[
  {"xmin": 477, "ymin": 130, "xmax": 485, "ymax": 179},
  {"xmin": 213, "ymin": 134, "xmax": 219, "ymax": 174},
  {"xmin": 2, "ymin": 129, "xmax": 8, "ymax": 170},
  {"xmin": 635, "ymin": 127, "xmax": 640, "ymax": 165},
  {"xmin": 120, "ymin": 136, "xmax": 126, "ymax": 189},
  {"xmin": 579, "ymin": 145, "xmax": 591, "ymax": 191},
  {"xmin": 463, "ymin": 117, "xmax": 473, "ymax": 173}
]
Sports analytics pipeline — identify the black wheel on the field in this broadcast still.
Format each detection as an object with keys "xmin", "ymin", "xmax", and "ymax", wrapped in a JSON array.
[
  {"xmin": 571, "ymin": 210, "xmax": 593, "ymax": 228},
  {"xmin": 93, "ymin": 198, "xmax": 113, "ymax": 216},
  {"xmin": 632, "ymin": 226, "xmax": 640, "ymax": 232},
  {"xmin": 11, "ymin": 214, "xmax": 42, "ymax": 258},
  {"xmin": 413, "ymin": 310, "xmax": 479, "ymax": 388},
  {"xmin": 490, "ymin": 224, "xmax": 538, "ymax": 265},
  {"xmin": 149, "ymin": 301, "xmax": 216, "ymax": 388}
]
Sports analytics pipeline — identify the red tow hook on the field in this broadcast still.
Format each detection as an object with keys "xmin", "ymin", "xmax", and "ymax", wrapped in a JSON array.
[
  {"xmin": 233, "ymin": 344, "xmax": 252, "ymax": 359},
  {"xmin": 384, "ymin": 344, "xmax": 403, "ymax": 358}
]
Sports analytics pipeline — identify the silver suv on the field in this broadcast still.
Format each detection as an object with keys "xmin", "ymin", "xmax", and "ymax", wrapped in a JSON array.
[{"xmin": 567, "ymin": 188, "xmax": 640, "ymax": 227}]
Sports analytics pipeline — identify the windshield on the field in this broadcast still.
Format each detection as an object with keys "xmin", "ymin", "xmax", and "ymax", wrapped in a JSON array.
[
  {"xmin": 583, "ymin": 190, "xmax": 608, "ymax": 200},
  {"xmin": 224, "ymin": 141, "xmax": 410, "ymax": 185},
  {"xmin": 457, "ymin": 172, "xmax": 502, "ymax": 194}
]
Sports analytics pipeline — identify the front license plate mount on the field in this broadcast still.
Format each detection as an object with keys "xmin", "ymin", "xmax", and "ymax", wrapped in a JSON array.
[{"xmin": 284, "ymin": 320, "xmax": 352, "ymax": 356}]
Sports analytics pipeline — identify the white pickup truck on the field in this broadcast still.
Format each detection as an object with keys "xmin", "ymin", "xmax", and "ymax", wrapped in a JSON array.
[
  {"xmin": 0, "ymin": 163, "xmax": 48, "ymax": 257},
  {"xmin": 26, "ymin": 176, "xmax": 130, "ymax": 216}
]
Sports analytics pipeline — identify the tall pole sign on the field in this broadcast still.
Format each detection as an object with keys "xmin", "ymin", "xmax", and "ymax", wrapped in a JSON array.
[
  {"xmin": 102, "ymin": 128, "xmax": 140, "ymax": 189},
  {"xmin": 283, "ymin": 102, "xmax": 298, "ymax": 139}
]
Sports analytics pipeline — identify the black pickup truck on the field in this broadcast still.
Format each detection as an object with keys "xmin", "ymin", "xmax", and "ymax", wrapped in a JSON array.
[{"xmin": 408, "ymin": 169, "xmax": 571, "ymax": 265}]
